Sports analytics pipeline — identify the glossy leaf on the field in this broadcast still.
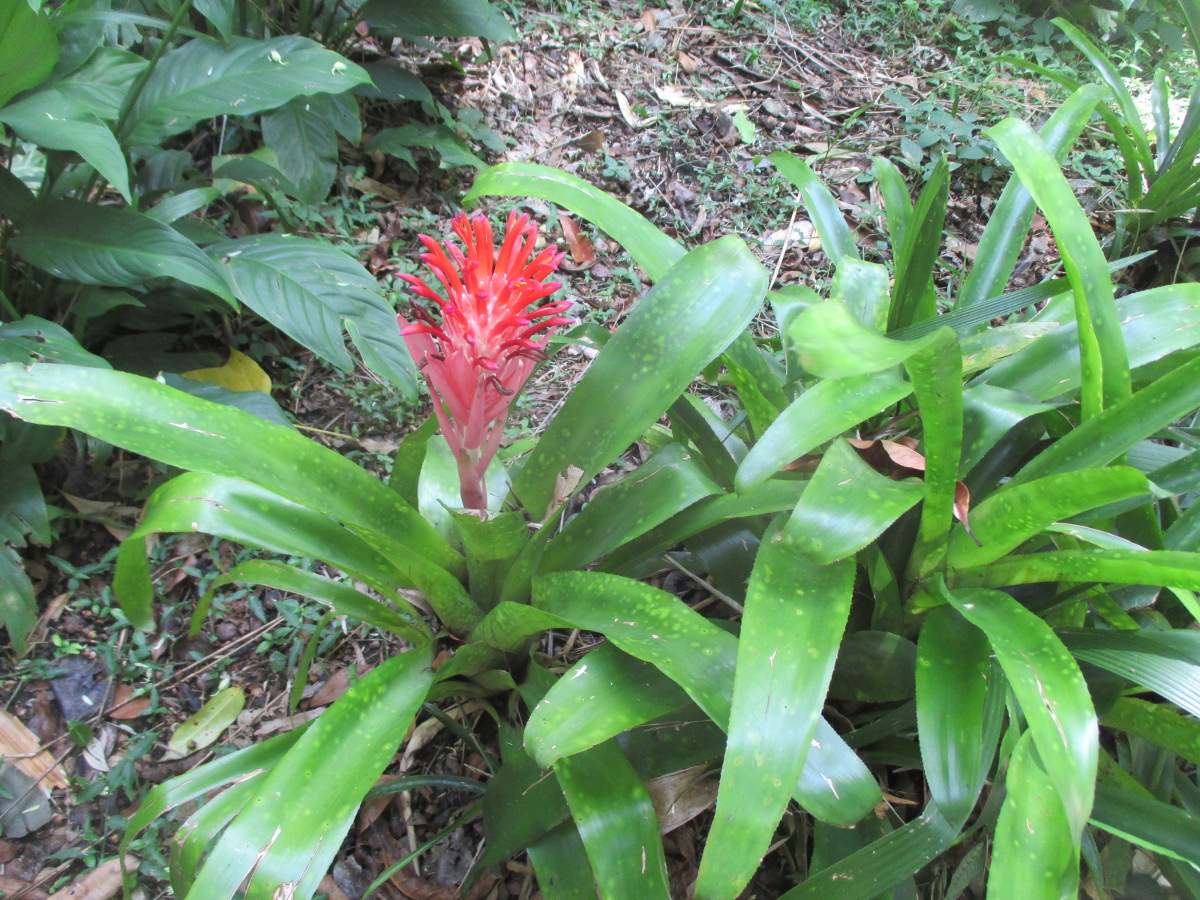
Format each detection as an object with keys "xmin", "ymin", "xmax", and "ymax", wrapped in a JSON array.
[
  {"xmin": 779, "ymin": 805, "xmax": 957, "ymax": 899},
  {"xmin": 990, "ymin": 731, "xmax": 1079, "ymax": 899},
  {"xmin": 554, "ymin": 741, "xmax": 671, "ymax": 899},
  {"xmin": 946, "ymin": 466, "xmax": 1151, "ymax": 570},
  {"xmin": 464, "ymin": 162, "xmax": 684, "ymax": 281},
  {"xmin": 186, "ymin": 642, "xmax": 434, "ymax": 899},
  {"xmin": 944, "ymin": 585, "xmax": 1097, "ymax": 837},
  {"xmin": 0, "ymin": 365, "xmax": 463, "ymax": 579},
  {"xmin": 954, "ymin": 548, "xmax": 1200, "ymax": 599},
  {"xmin": 958, "ymin": 85, "xmax": 1108, "ymax": 312},
  {"xmin": 1013, "ymin": 352, "xmax": 1200, "ymax": 485},
  {"xmin": 526, "ymin": 821, "xmax": 599, "ymax": 900},
  {"xmin": 512, "ymin": 236, "xmax": 766, "ymax": 518},
  {"xmin": 208, "ymin": 234, "xmax": 418, "ymax": 397},
  {"xmin": 768, "ymin": 151, "xmax": 858, "ymax": 269},
  {"xmin": 697, "ymin": 543, "xmax": 853, "ymax": 900},
  {"xmin": 788, "ymin": 297, "xmax": 949, "ymax": 378},
  {"xmin": 1092, "ymin": 781, "xmax": 1200, "ymax": 866},
  {"xmin": 1102, "ymin": 697, "xmax": 1200, "ymax": 766},
  {"xmin": 830, "ymin": 631, "xmax": 918, "ymax": 702},
  {"xmin": 1061, "ymin": 629, "xmax": 1200, "ymax": 717},
  {"xmin": 986, "ymin": 117, "xmax": 1130, "ymax": 418},
  {"xmin": 539, "ymin": 443, "xmax": 722, "ymax": 573},
  {"xmin": 736, "ymin": 369, "xmax": 913, "ymax": 489},
  {"xmin": 165, "ymin": 686, "xmax": 246, "ymax": 759},
  {"xmin": 0, "ymin": 91, "xmax": 130, "ymax": 202},
  {"xmin": 916, "ymin": 605, "xmax": 1002, "ymax": 827},
  {"xmin": 11, "ymin": 201, "xmax": 232, "ymax": 303},
  {"xmin": 0, "ymin": 0, "xmax": 56, "ymax": 107},
  {"xmin": 830, "ymin": 257, "xmax": 890, "ymax": 334},
  {"xmin": 127, "ymin": 36, "xmax": 369, "ymax": 144},
  {"xmin": 784, "ymin": 438, "xmax": 924, "ymax": 563},
  {"xmin": 888, "ymin": 158, "xmax": 948, "ymax": 332},
  {"xmin": 260, "ymin": 94, "xmax": 353, "ymax": 204}
]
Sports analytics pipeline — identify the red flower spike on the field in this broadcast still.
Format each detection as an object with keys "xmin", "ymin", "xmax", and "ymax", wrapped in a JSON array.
[{"xmin": 399, "ymin": 212, "xmax": 571, "ymax": 510}]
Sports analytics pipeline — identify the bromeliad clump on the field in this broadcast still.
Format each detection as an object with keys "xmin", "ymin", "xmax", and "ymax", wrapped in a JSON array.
[{"xmin": 399, "ymin": 211, "xmax": 572, "ymax": 510}]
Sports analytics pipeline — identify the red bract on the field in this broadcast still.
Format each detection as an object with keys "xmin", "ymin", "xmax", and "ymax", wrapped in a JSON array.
[{"xmin": 399, "ymin": 211, "xmax": 571, "ymax": 510}]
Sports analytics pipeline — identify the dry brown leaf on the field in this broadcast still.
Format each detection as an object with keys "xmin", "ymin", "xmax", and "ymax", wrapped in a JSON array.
[
  {"xmin": 676, "ymin": 49, "xmax": 699, "ymax": 73},
  {"xmin": 647, "ymin": 764, "xmax": 718, "ymax": 833},
  {"xmin": 954, "ymin": 481, "xmax": 981, "ymax": 546},
  {"xmin": 0, "ymin": 874, "xmax": 48, "ymax": 900},
  {"xmin": 318, "ymin": 876, "xmax": 352, "ymax": 900},
  {"xmin": 640, "ymin": 8, "xmax": 657, "ymax": 31},
  {"xmin": 60, "ymin": 493, "xmax": 141, "ymax": 542},
  {"xmin": 0, "ymin": 710, "xmax": 67, "ymax": 790},
  {"xmin": 615, "ymin": 90, "xmax": 651, "ymax": 129},
  {"xmin": 306, "ymin": 669, "xmax": 353, "ymax": 709},
  {"xmin": 544, "ymin": 465, "xmax": 585, "ymax": 520},
  {"xmin": 573, "ymin": 128, "xmax": 605, "ymax": 155},
  {"xmin": 257, "ymin": 707, "xmax": 324, "ymax": 737},
  {"xmin": 558, "ymin": 214, "xmax": 596, "ymax": 269},
  {"xmin": 47, "ymin": 857, "xmax": 138, "ymax": 900},
  {"xmin": 848, "ymin": 439, "xmax": 926, "ymax": 477},
  {"xmin": 108, "ymin": 684, "xmax": 150, "ymax": 720}
]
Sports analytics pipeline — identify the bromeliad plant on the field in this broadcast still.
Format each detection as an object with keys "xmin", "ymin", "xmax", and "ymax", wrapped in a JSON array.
[{"xmin": 5, "ymin": 88, "xmax": 1200, "ymax": 897}]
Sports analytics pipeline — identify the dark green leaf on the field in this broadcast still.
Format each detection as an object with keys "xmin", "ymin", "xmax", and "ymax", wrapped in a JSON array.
[
  {"xmin": 361, "ymin": 0, "xmax": 517, "ymax": 42},
  {"xmin": 0, "ymin": 0, "xmax": 57, "ymax": 107}
]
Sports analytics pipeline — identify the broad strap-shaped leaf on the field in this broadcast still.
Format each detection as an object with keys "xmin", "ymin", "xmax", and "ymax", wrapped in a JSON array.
[
  {"xmin": 0, "ymin": 547, "xmax": 35, "ymax": 656},
  {"xmin": 126, "ymin": 36, "xmax": 369, "ymax": 145},
  {"xmin": 11, "ymin": 201, "xmax": 233, "ymax": 303},
  {"xmin": 554, "ymin": 741, "xmax": 671, "ymax": 900},
  {"xmin": 1091, "ymin": 780, "xmax": 1200, "ymax": 867},
  {"xmin": 0, "ymin": 91, "xmax": 130, "ymax": 202},
  {"xmin": 185, "ymin": 642, "xmax": 434, "ymax": 899},
  {"xmin": 768, "ymin": 151, "xmax": 859, "ymax": 269},
  {"xmin": 526, "ymin": 821, "xmax": 600, "ymax": 900},
  {"xmin": 779, "ymin": 805, "xmax": 958, "ymax": 899},
  {"xmin": 888, "ymin": 158, "xmax": 948, "ymax": 332},
  {"xmin": 0, "ymin": 0, "xmax": 57, "ymax": 107},
  {"xmin": 696, "ymin": 542, "xmax": 853, "ymax": 900},
  {"xmin": 1061, "ymin": 629, "xmax": 1200, "ymax": 718},
  {"xmin": 538, "ymin": 442, "xmax": 722, "ymax": 573},
  {"xmin": 830, "ymin": 257, "xmax": 891, "ymax": 333},
  {"xmin": 1014, "ymin": 351, "xmax": 1200, "ymax": 484},
  {"xmin": 946, "ymin": 466, "xmax": 1151, "ymax": 570},
  {"xmin": 986, "ymin": 117, "xmax": 1130, "ymax": 419},
  {"xmin": 958, "ymin": 85, "xmax": 1108, "ymax": 312},
  {"xmin": 512, "ymin": 236, "xmax": 766, "ymax": 518},
  {"xmin": 943, "ymin": 585, "xmax": 1097, "ymax": 837},
  {"xmin": 981, "ymin": 283, "xmax": 1200, "ymax": 402},
  {"xmin": 736, "ymin": 369, "xmax": 913, "ymax": 490},
  {"xmin": 208, "ymin": 234, "xmax": 418, "ymax": 398},
  {"xmin": 1102, "ymin": 697, "xmax": 1200, "ymax": 766},
  {"xmin": 0, "ymin": 365, "xmax": 463, "ymax": 579},
  {"xmin": 465, "ymin": 162, "xmax": 684, "ymax": 281},
  {"xmin": 784, "ymin": 439, "xmax": 924, "ymax": 563},
  {"xmin": 916, "ymin": 605, "xmax": 1004, "ymax": 828},
  {"xmin": 990, "ymin": 731, "xmax": 1079, "ymax": 899},
  {"xmin": 953, "ymin": 548, "xmax": 1200, "ymax": 601}
]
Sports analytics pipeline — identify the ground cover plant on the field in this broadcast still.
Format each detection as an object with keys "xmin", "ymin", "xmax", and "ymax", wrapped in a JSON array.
[{"xmin": 5, "ymin": 0, "xmax": 1200, "ymax": 897}]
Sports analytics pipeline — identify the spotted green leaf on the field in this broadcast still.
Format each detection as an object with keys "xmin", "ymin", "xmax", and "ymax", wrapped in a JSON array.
[
  {"xmin": 768, "ymin": 151, "xmax": 859, "ymax": 270},
  {"xmin": 166, "ymin": 687, "xmax": 246, "ymax": 760},
  {"xmin": 512, "ymin": 236, "xmax": 766, "ymax": 518}
]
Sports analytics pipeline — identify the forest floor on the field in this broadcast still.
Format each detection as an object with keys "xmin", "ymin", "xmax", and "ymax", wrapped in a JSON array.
[{"xmin": 0, "ymin": 2, "xmax": 1129, "ymax": 898}]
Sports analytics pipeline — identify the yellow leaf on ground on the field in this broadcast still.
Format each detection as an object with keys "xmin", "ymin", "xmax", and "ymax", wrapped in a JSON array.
[
  {"xmin": 182, "ymin": 349, "xmax": 271, "ymax": 393},
  {"xmin": 0, "ymin": 710, "xmax": 68, "ymax": 790}
]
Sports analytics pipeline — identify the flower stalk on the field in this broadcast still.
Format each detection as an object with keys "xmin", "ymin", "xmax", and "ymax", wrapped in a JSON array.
[{"xmin": 399, "ymin": 211, "xmax": 571, "ymax": 510}]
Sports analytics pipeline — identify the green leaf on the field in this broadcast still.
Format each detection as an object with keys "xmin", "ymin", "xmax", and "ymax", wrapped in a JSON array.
[
  {"xmin": 990, "ymin": 731, "xmax": 1079, "ymax": 899},
  {"xmin": 186, "ymin": 642, "xmax": 434, "ymax": 899},
  {"xmin": 538, "ymin": 442, "xmax": 722, "ymax": 573},
  {"xmin": 986, "ymin": 117, "xmax": 1130, "ymax": 419},
  {"xmin": 526, "ymin": 821, "xmax": 598, "ymax": 900},
  {"xmin": 981, "ymin": 284, "xmax": 1200, "ymax": 403},
  {"xmin": 165, "ymin": 686, "xmax": 246, "ymax": 759},
  {"xmin": 943, "ymin": 585, "xmax": 1097, "ymax": 837},
  {"xmin": 1061, "ymin": 629, "xmax": 1200, "ymax": 718},
  {"xmin": 697, "ymin": 544, "xmax": 854, "ymax": 900},
  {"xmin": 127, "ymin": 36, "xmax": 369, "ymax": 145},
  {"xmin": 735, "ymin": 370, "xmax": 913, "ymax": 489},
  {"xmin": 946, "ymin": 466, "xmax": 1151, "ymax": 570},
  {"xmin": 955, "ymin": 548, "xmax": 1200, "ymax": 601},
  {"xmin": 1091, "ymin": 781, "xmax": 1200, "ymax": 867},
  {"xmin": 784, "ymin": 438, "xmax": 924, "ymax": 563},
  {"xmin": 958, "ymin": 85, "xmax": 1107, "ymax": 312},
  {"xmin": 11, "ymin": 201, "xmax": 233, "ymax": 303},
  {"xmin": 368, "ymin": 123, "xmax": 485, "ymax": 170},
  {"xmin": 874, "ymin": 157, "xmax": 913, "ymax": 254},
  {"xmin": 786, "ymin": 296, "xmax": 945, "ymax": 378},
  {"xmin": 464, "ymin": 162, "xmax": 685, "ymax": 282},
  {"xmin": 0, "ymin": 546, "xmax": 35, "ymax": 655},
  {"xmin": 1102, "ymin": 697, "xmax": 1200, "ymax": 767},
  {"xmin": 525, "ymin": 643, "xmax": 690, "ymax": 768},
  {"xmin": 916, "ymin": 606, "xmax": 1003, "ymax": 827},
  {"xmin": 0, "ymin": 0, "xmax": 57, "ymax": 107},
  {"xmin": 0, "ymin": 365, "xmax": 462, "ymax": 580},
  {"xmin": 889, "ymin": 158, "xmax": 948, "ymax": 332},
  {"xmin": 779, "ymin": 805, "xmax": 958, "ymax": 899},
  {"xmin": 768, "ymin": 151, "xmax": 859, "ymax": 269},
  {"xmin": 830, "ymin": 630, "xmax": 918, "ymax": 702},
  {"xmin": 210, "ymin": 560, "xmax": 425, "ymax": 639},
  {"xmin": 0, "ymin": 90, "xmax": 130, "ymax": 202},
  {"xmin": 830, "ymin": 258, "xmax": 890, "ymax": 334},
  {"xmin": 512, "ymin": 236, "xmax": 766, "ymax": 518},
  {"xmin": 361, "ymin": 0, "xmax": 517, "ymax": 41},
  {"xmin": 207, "ymin": 234, "xmax": 417, "ymax": 397},
  {"xmin": 554, "ymin": 741, "xmax": 671, "ymax": 900},
  {"xmin": 260, "ymin": 94, "xmax": 350, "ymax": 204},
  {"xmin": 1014, "ymin": 352, "xmax": 1200, "ymax": 485}
]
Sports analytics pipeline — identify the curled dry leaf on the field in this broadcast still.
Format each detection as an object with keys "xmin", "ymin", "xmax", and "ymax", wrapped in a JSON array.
[
  {"xmin": 558, "ymin": 214, "xmax": 596, "ymax": 270},
  {"xmin": 676, "ymin": 49, "xmax": 699, "ymax": 73},
  {"xmin": 46, "ymin": 856, "xmax": 138, "ymax": 900},
  {"xmin": 954, "ymin": 481, "xmax": 981, "ymax": 546},
  {"xmin": 107, "ymin": 683, "xmax": 151, "ymax": 720},
  {"xmin": 647, "ymin": 763, "xmax": 719, "ymax": 834},
  {"xmin": 848, "ymin": 438, "xmax": 926, "ymax": 477}
]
